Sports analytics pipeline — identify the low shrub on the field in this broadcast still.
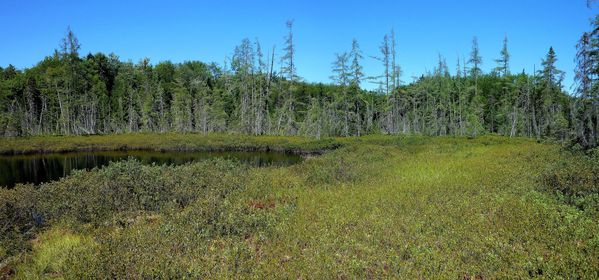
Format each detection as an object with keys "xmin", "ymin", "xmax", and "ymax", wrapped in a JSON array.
[
  {"xmin": 296, "ymin": 144, "xmax": 391, "ymax": 186},
  {"xmin": 0, "ymin": 158, "xmax": 248, "ymax": 261},
  {"xmin": 35, "ymin": 158, "xmax": 246, "ymax": 225},
  {"xmin": 541, "ymin": 148, "xmax": 599, "ymax": 214},
  {"xmin": 0, "ymin": 184, "xmax": 40, "ymax": 258}
]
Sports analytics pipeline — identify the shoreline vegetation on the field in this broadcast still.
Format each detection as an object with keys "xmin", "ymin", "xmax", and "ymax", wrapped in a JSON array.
[
  {"xmin": 1, "ymin": 134, "xmax": 598, "ymax": 278},
  {"xmin": 0, "ymin": 133, "xmax": 342, "ymax": 156}
]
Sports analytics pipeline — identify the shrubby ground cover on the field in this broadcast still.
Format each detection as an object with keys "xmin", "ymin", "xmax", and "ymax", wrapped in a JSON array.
[{"xmin": 0, "ymin": 134, "xmax": 597, "ymax": 278}]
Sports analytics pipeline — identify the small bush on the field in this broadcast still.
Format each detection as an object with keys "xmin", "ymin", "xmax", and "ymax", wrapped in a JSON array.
[{"xmin": 0, "ymin": 184, "xmax": 40, "ymax": 257}]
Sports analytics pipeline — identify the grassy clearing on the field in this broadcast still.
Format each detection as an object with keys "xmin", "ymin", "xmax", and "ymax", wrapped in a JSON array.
[{"xmin": 1, "ymin": 135, "xmax": 598, "ymax": 278}]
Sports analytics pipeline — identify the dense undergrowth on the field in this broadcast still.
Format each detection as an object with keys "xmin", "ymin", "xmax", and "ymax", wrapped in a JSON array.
[{"xmin": 1, "ymin": 134, "xmax": 598, "ymax": 278}]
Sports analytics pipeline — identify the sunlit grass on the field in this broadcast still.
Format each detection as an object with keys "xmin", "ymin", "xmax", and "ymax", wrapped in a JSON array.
[
  {"xmin": 256, "ymin": 138, "xmax": 598, "ymax": 278},
  {"xmin": 3, "ymin": 135, "xmax": 598, "ymax": 278},
  {"xmin": 14, "ymin": 228, "xmax": 94, "ymax": 279}
]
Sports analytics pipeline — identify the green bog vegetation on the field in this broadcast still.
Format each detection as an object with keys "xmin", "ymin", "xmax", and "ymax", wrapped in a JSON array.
[
  {"xmin": 0, "ymin": 7, "xmax": 598, "ymax": 278},
  {"xmin": 1, "ymin": 134, "xmax": 598, "ymax": 278}
]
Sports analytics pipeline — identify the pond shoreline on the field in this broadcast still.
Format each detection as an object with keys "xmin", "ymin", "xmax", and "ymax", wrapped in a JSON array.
[
  {"xmin": 0, "ymin": 133, "xmax": 342, "ymax": 157},
  {"xmin": 0, "ymin": 145, "xmax": 331, "ymax": 157},
  {"xmin": 0, "ymin": 149, "xmax": 306, "ymax": 187}
]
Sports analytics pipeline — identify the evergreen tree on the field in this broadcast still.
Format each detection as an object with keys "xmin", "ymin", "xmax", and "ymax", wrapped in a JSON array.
[
  {"xmin": 494, "ymin": 36, "xmax": 510, "ymax": 77},
  {"xmin": 279, "ymin": 20, "xmax": 298, "ymax": 135},
  {"xmin": 468, "ymin": 36, "xmax": 484, "ymax": 136}
]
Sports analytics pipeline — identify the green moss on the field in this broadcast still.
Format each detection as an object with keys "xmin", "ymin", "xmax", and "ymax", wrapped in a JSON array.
[{"xmin": 14, "ymin": 227, "xmax": 94, "ymax": 279}]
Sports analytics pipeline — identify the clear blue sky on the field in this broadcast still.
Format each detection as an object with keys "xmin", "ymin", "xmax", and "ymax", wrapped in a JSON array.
[{"xmin": 0, "ymin": 0, "xmax": 595, "ymax": 92}]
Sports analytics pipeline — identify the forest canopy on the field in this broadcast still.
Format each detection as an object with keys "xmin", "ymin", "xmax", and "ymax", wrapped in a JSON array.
[{"xmin": 1, "ymin": 19, "xmax": 597, "ymax": 148}]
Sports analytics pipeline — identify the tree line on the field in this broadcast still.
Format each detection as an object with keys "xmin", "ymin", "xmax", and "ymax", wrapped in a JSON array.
[{"xmin": 0, "ymin": 18, "xmax": 597, "ymax": 148}]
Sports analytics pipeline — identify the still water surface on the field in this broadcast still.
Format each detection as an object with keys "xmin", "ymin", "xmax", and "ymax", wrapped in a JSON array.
[{"xmin": 0, "ymin": 150, "xmax": 302, "ymax": 188}]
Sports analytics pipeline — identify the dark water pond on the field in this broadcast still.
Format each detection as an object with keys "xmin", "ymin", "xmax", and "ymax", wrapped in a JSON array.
[{"xmin": 0, "ymin": 150, "xmax": 302, "ymax": 188}]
